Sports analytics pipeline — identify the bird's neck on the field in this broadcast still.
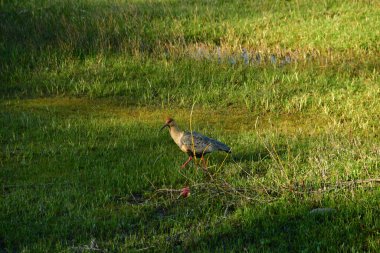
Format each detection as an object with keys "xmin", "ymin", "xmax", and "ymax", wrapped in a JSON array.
[{"xmin": 169, "ymin": 125, "xmax": 183, "ymax": 146}]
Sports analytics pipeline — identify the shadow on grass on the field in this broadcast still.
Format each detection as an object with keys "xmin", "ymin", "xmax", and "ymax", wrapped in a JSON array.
[
  {"xmin": 0, "ymin": 0, "xmax": 275, "ymax": 57},
  {"xmin": 170, "ymin": 205, "xmax": 371, "ymax": 252}
]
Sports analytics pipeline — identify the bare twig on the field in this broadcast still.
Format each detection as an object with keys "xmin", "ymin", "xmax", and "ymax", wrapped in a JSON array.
[
  {"xmin": 284, "ymin": 178, "xmax": 380, "ymax": 195},
  {"xmin": 135, "ymin": 246, "xmax": 155, "ymax": 252}
]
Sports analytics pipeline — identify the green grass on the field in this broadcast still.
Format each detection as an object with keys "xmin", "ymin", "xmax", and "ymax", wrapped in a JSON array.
[{"xmin": 1, "ymin": 0, "xmax": 380, "ymax": 252}]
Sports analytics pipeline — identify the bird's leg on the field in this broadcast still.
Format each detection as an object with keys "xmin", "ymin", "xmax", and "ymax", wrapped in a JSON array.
[{"xmin": 180, "ymin": 156, "xmax": 193, "ymax": 169}]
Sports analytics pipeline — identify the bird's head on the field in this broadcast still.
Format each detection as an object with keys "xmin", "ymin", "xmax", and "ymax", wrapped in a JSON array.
[{"xmin": 160, "ymin": 117, "xmax": 175, "ymax": 131}]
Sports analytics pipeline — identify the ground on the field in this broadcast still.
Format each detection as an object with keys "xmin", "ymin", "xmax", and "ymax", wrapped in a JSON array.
[{"xmin": 1, "ymin": 0, "xmax": 380, "ymax": 252}]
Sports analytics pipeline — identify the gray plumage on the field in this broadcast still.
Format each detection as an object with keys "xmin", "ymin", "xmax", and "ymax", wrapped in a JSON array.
[{"xmin": 180, "ymin": 131, "xmax": 231, "ymax": 157}]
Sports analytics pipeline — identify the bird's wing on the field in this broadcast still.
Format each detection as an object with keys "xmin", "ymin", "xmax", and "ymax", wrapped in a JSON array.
[{"xmin": 181, "ymin": 131, "xmax": 213, "ymax": 154}]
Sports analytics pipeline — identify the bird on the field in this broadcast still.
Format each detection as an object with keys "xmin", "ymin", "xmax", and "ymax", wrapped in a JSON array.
[{"xmin": 160, "ymin": 117, "xmax": 231, "ymax": 169}]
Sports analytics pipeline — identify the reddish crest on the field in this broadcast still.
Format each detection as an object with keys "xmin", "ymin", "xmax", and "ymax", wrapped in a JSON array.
[{"xmin": 165, "ymin": 117, "xmax": 174, "ymax": 124}]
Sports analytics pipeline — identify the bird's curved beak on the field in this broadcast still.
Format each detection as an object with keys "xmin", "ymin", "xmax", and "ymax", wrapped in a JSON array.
[{"xmin": 159, "ymin": 123, "xmax": 169, "ymax": 132}]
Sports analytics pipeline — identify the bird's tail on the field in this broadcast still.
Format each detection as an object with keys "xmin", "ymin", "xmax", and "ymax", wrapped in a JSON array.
[{"xmin": 214, "ymin": 140, "xmax": 232, "ymax": 153}]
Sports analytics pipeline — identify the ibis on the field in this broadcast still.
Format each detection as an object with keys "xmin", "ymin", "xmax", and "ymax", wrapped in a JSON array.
[{"xmin": 160, "ymin": 118, "xmax": 231, "ymax": 168}]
